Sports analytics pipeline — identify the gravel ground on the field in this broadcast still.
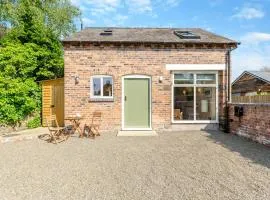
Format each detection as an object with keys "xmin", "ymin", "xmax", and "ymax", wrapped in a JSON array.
[{"xmin": 0, "ymin": 131, "xmax": 270, "ymax": 200}]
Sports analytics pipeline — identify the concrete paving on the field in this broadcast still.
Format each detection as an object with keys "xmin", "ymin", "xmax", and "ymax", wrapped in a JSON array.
[
  {"xmin": 0, "ymin": 127, "xmax": 49, "ymax": 143},
  {"xmin": 0, "ymin": 131, "xmax": 270, "ymax": 200}
]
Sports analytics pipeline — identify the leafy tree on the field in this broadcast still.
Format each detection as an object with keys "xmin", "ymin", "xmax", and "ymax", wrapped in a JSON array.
[
  {"xmin": 0, "ymin": 43, "xmax": 41, "ymax": 125},
  {"xmin": 1, "ymin": 0, "xmax": 80, "ymax": 80},
  {"xmin": 0, "ymin": 24, "xmax": 6, "ymax": 39},
  {"xmin": 0, "ymin": 0, "xmax": 80, "ymax": 39},
  {"xmin": 0, "ymin": 0, "xmax": 80, "ymax": 127}
]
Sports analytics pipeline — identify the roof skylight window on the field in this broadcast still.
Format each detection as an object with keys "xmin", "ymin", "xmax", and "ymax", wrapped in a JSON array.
[
  {"xmin": 174, "ymin": 31, "xmax": 201, "ymax": 39},
  {"xmin": 100, "ymin": 29, "xmax": 113, "ymax": 36}
]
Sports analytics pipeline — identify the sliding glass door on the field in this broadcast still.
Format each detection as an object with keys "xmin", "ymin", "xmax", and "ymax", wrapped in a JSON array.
[{"xmin": 173, "ymin": 72, "xmax": 218, "ymax": 123}]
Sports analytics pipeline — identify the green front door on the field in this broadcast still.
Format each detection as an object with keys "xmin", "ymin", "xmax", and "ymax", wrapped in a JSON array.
[{"xmin": 124, "ymin": 78, "xmax": 150, "ymax": 129}]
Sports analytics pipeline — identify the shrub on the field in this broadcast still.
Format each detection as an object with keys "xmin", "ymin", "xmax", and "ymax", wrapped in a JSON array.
[
  {"xmin": 27, "ymin": 115, "xmax": 41, "ymax": 129},
  {"xmin": 0, "ymin": 43, "xmax": 41, "ymax": 126}
]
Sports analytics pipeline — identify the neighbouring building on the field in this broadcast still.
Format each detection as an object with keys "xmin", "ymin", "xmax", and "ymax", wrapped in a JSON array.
[
  {"xmin": 63, "ymin": 27, "xmax": 238, "ymax": 133},
  {"xmin": 232, "ymin": 71, "xmax": 270, "ymax": 96}
]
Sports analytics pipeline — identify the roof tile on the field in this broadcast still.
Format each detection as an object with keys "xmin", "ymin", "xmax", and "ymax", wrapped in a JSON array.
[{"xmin": 63, "ymin": 27, "xmax": 237, "ymax": 44}]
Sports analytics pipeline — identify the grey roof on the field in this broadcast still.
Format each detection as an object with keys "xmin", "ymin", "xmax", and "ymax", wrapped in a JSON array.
[
  {"xmin": 247, "ymin": 71, "xmax": 270, "ymax": 83},
  {"xmin": 233, "ymin": 71, "xmax": 270, "ymax": 85},
  {"xmin": 63, "ymin": 27, "xmax": 238, "ymax": 44}
]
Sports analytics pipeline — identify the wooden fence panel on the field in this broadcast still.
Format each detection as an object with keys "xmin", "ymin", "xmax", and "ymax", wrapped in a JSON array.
[{"xmin": 232, "ymin": 95, "xmax": 270, "ymax": 103}]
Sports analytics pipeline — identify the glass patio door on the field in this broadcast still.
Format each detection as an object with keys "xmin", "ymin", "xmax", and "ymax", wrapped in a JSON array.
[{"xmin": 173, "ymin": 72, "xmax": 218, "ymax": 122}]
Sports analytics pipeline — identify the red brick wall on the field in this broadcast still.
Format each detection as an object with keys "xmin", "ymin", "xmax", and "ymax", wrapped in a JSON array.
[
  {"xmin": 229, "ymin": 104, "xmax": 270, "ymax": 146},
  {"xmin": 64, "ymin": 44, "xmax": 229, "ymax": 131}
]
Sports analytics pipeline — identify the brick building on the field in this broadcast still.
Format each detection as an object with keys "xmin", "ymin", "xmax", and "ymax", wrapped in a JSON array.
[{"xmin": 63, "ymin": 28, "xmax": 238, "ymax": 134}]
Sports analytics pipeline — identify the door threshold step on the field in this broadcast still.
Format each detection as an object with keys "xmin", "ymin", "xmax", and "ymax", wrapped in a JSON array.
[{"xmin": 117, "ymin": 131, "xmax": 158, "ymax": 136}]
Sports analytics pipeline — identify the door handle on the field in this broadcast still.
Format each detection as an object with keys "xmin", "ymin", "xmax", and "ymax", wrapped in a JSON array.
[
  {"xmin": 125, "ymin": 96, "xmax": 127, "ymax": 101},
  {"xmin": 50, "ymin": 105, "xmax": 55, "ymax": 108}
]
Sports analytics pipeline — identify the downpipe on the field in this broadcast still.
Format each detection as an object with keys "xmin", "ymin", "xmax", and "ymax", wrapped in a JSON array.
[{"xmin": 224, "ymin": 44, "xmax": 239, "ymax": 133}]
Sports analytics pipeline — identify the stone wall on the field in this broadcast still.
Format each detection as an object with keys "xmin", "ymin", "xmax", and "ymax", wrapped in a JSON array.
[
  {"xmin": 229, "ymin": 103, "xmax": 270, "ymax": 146},
  {"xmin": 64, "ymin": 43, "xmax": 230, "ymax": 132}
]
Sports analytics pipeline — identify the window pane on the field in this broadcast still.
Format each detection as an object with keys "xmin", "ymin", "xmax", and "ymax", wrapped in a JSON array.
[
  {"xmin": 196, "ymin": 87, "xmax": 216, "ymax": 120},
  {"xmin": 196, "ymin": 74, "xmax": 216, "ymax": 84},
  {"xmin": 174, "ymin": 73, "xmax": 194, "ymax": 84},
  {"xmin": 103, "ymin": 77, "xmax": 113, "ymax": 97},
  {"xmin": 93, "ymin": 78, "xmax": 101, "ymax": 96},
  {"xmin": 174, "ymin": 87, "xmax": 194, "ymax": 120}
]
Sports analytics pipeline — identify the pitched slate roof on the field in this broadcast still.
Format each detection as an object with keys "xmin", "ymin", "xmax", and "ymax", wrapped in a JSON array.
[
  {"xmin": 233, "ymin": 71, "xmax": 270, "ymax": 85},
  {"xmin": 63, "ymin": 27, "xmax": 238, "ymax": 44}
]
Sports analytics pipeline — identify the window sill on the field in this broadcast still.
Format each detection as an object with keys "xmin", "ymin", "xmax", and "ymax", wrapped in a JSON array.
[
  {"xmin": 89, "ymin": 97, "xmax": 114, "ymax": 102},
  {"xmin": 171, "ymin": 120, "xmax": 218, "ymax": 124}
]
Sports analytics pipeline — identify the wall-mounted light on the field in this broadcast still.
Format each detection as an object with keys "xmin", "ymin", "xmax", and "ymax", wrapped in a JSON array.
[
  {"xmin": 159, "ymin": 76, "xmax": 163, "ymax": 83},
  {"xmin": 75, "ymin": 75, "xmax": 79, "ymax": 84},
  {"xmin": 71, "ymin": 75, "xmax": 79, "ymax": 84}
]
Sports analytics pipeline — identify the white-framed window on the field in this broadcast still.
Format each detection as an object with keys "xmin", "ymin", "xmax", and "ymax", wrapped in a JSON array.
[
  {"xmin": 172, "ymin": 71, "xmax": 218, "ymax": 123},
  {"xmin": 90, "ymin": 75, "xmax": 113, "ymax": 98}
]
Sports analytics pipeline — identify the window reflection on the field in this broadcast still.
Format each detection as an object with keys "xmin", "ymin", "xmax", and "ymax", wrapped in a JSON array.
[
  {"xmin": 196, "ymin": 87, "xmax": 216, "ymax": 120},
  {"xmin": 103, "ymin": 77, "xmax": 113, "ymax": 96},
  {"xmin": 174, "ymin": 73, "xmax": 194, "ymax": 84},
  {"xmin": 196, "ymin": 74, "xmax": 216, "ymax": 84},
  {"xmin": 174, "ymin": 87, "xmax": 194, "ymax": 120},
  {"xmin": 93, "ymin": 78, "xmax": 101, "ymax": 96}
]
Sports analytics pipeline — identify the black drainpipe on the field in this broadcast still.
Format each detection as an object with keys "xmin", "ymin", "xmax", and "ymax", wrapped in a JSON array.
[
  {"xmin": 224, "ymin": 44, "xmax": 239, "ymax": 133},
  {"xmin": 224, "ymin": 50, "xmax": 230, "ymax": 133}
]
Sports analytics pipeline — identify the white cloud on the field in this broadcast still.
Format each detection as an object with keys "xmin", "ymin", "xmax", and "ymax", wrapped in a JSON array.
[
  {"xmin": 241, "ymin": 32, "xmax": 270, "ymax": 44},
  {"xmin": 70, "ymin": 0, "xmax": 81, "ymax": 6},
  {"xmin": 232, "ymin": 32, "xmax": 270, "ymax": 79},
  {"xmin": 71, "ymin": 0, "xmax": 154, "ymax": 15},
  {"xmin": 114, "ymin": 14, "xmax": 128, "ymax": 22},
  {"xmin": 126, "ymin": 0, "xmax": 152, "ymax": 13},
  {"xmin": 232, "ymin": 7, "xmax": 265, "ymax": 20},
  {"xmin": 87, "ymin": 0, "xmax": 121, "ymax": 15},
  {"xmin": 233, "ymin": 47, "xmax": 270, "ymax": 79},
  {"xmin": 154, "ymin": 0, "xmax": 180, "ymax": 8},
  {"xmin": 164, "ymin": 0, "xmax": 180, "ymax": 7},
  {"xmin": 82, "ymin": 17, "xmax": 96, "ymax": 27},
  {"xmin": 71, "ymin": 0, "xmax": 182, "ymax": 16},
  {"xmin": 209, "ymin": 0, "xmax": 223, "ymax": 7},
  {"xmin": 86, "ymin": 0, "xmax": 120, "ymax": 7},
  {"xmin": 104, "ymin": 14, "xmax": 129, "ymax": 26}
]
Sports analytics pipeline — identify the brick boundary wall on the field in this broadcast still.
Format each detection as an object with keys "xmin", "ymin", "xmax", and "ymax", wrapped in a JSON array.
[{"xmin": 229, "ymin": 103, "xmax": 270, "ymax": 146}]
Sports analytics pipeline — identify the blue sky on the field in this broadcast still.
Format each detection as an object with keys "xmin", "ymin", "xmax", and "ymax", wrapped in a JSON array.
[{"xmin": 71, "ymin": 0, "xmax": 270, "ymax": 80}]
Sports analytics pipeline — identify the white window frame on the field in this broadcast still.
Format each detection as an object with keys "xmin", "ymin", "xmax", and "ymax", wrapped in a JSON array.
[
  {"xmin": 90, "ymin": 75, "xmax": 113, "ymax": 99},
  {"xmin": 171, "ymin": 71, "xmax": 219, "ymax": 124}
]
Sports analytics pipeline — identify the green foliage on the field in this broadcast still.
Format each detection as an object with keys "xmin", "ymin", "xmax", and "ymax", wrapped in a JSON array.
[
  {"xmin": 0, "ymin": 24, "xmax": 6, "ymax": 39},
  {"xmin": 26, "ymin": 114, "xmax": 41, "ymax": 129},
  {"xmin": 0, "ymin": 0, "xmax": 80, "ymax": 126},
  {"xmin": 0, "ymin": 0, "xmax": 80, "ymax": 38},
  {"xmin": 0, "ymin": 77, "xmax": 41, "ymax": 126},
  {"xmin": 0, "ymin": 43, "xmax": 41, "ymax": 125},
  {"xmin": 0, "ymin": 0, "xmax": 80, "ymax": 80}
]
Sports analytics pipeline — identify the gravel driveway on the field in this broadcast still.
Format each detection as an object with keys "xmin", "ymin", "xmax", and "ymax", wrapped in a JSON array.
[{"xmin": 0, "ymin": 131, "xmax": 270, "ymax": 200}]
